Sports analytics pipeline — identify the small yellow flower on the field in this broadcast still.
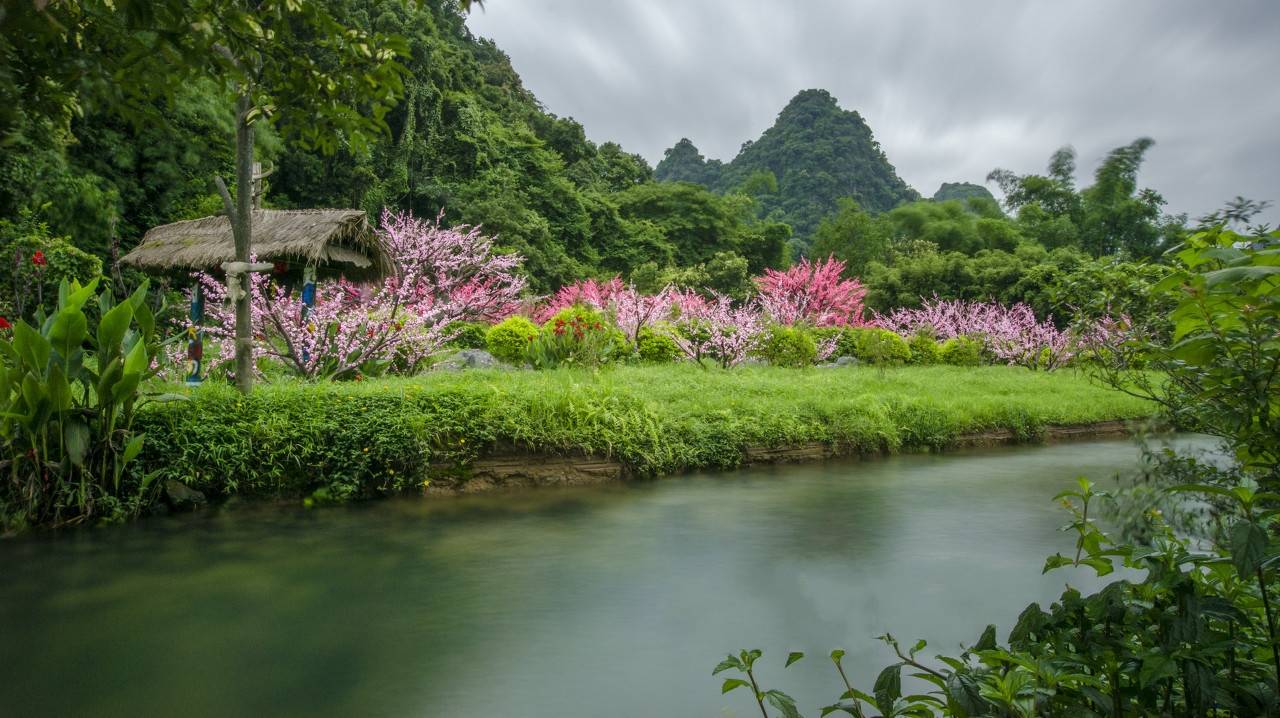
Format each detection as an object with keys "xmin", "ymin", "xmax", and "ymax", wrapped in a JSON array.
[
  {"xmin": 388, "ymin": 469, "xmax": 395, "ymax": 475},
  {"xmin": 363, "ymin": 447, "xmax": 369, "ymax": 453}
]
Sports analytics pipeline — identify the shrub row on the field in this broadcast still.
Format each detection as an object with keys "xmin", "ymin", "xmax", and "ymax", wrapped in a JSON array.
[
  {"xmin": 136, "ymin": 365, "xmax": 1153, "ymax": 502},
  {"xmin": 482, "ymin": 310, "xmax": 1001, "ymax": 370}
]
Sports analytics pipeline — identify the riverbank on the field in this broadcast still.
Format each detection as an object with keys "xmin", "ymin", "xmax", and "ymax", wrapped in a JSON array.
[{"xmin": 136, "ymin": 365, "xmax": 1155, "ymax": 502}]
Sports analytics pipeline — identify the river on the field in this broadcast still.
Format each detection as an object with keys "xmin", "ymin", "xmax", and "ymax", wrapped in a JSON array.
[{"xmin": 0, "ymin": 437, "xmax": 1206, "ymax": 717}]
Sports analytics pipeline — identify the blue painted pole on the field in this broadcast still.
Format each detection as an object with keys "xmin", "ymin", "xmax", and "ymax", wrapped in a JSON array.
[
  {"xmin": 184, "ymin": 281, "xmax": 204, "ymax": 386},
  {"xmin": 301, "ymin": 264, "xmax": 316, "ymax": 364}
]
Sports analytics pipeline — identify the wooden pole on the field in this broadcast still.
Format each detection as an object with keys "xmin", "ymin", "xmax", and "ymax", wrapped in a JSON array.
[{"xmin": 222, "ymin": 91, "xmax": 255, "ymax": 394}]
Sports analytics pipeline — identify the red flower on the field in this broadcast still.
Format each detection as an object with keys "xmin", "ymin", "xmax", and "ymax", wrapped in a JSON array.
[
  {"xmin": 32, "ymin": 250, "xmax": 47, "ymax": 267},
  {"xmin": 0, "ymin": 316, "xmax": 10, "ymax": 330}
]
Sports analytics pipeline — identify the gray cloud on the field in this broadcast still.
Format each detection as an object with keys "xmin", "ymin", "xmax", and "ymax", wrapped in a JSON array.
[{"xmin": 467, "ymin": 1, "xmax": 1280, "ymax": 225}]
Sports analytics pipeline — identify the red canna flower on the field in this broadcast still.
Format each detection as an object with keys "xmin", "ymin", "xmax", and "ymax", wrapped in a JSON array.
[
  {"xmin": 32, "ymin": 250, "xmax": 47, "ymax": 267},
  {"xmin": 0, "ymin": 316, "xmax": 10, "ymax": 330}
]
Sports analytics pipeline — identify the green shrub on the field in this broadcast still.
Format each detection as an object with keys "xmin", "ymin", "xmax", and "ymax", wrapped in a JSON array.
[
  {"xmin": 940, "ymin": 336, "xmax": 985, "ymax": 366},
  {"xmin": 485, "ymin": 316, "xmax": 539, "ymax": 364},
  {"xmin": 133, "ymin": 365, "xmax": 1154, "ymax": 505},
  {"xmin": 445, "ymin": 321, "xmax": 490, "ymax": 349},
  {"xmin": 808, "ymin": 327, "xmax": 848, "ymax": 359},
  {"xmin": 907, "ymin": 332, "xmax": 941, "ymax": 365},
  {"xmin": 529, "ymin": 306, "xmax": 626, "ymax": 369},
  {"xmin": 0, "ymin": 212, "xmax": 103, "ymax": 319},
  {"xmin": 850, "ymin": 328, "xmax": 911, "ymax": 366},
  {"xmin": 758, "ymin": 325, "xmax": 817, "ymax": 367},
  {"xmin": 637, "ymin": 325, "xmax": 682, "ymax": 363}
]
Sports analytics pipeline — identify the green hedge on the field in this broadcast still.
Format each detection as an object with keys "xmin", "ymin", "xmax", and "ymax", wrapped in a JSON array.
[{"xmin": 136, "ymin": 365, "xmax": 1153, "ymax": 501}]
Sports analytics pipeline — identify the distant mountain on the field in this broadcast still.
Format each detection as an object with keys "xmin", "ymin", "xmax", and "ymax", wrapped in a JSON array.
[
  {"xmin": 932, "ymin": 182, "xmax": 996, "ymax": 203},
  {"xmin": 655, "ymin": 89, "xmax": 919, "ymax": 243}
]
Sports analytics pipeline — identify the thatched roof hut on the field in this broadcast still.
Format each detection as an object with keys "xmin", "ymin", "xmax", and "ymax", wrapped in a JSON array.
[{"xmin": 121, "ymin": 209, "xmax": 394, "ymax": 281}]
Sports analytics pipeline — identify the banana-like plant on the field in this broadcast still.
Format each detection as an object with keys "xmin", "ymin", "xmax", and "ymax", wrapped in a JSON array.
[{"xmin": 0, "ymin": 278, "xmax": 163, "ymax": 532}]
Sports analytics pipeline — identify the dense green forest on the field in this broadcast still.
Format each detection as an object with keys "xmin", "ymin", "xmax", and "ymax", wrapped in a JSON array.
[{"xmin": 1, "ymin": 0, "xmax": 1194, "ymax": 304}]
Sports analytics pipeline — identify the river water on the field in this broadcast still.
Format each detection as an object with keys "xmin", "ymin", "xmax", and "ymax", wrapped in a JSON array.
[{"xmin": 0, "ymin": 438, "xmax": 1203, "ymax": 717}]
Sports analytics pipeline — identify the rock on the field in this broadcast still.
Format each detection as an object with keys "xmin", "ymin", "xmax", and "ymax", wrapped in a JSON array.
[
  {"xmin": 163, "ymin": 479, "xmax": 206, "ymax": 510},
  {"xmin": 435, "ymin": 349, "xmax": 505, "ymax": 371},
  {"xmin": 816, "ymin": 356, "xmax": 859, "ymax": 369}
]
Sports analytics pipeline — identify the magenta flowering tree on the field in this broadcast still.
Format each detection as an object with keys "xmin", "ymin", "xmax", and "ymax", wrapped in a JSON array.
[
  {"xmin": 534, "ymin": 276, "xmax": 678, "ymax": 347},
  {"xmin": 878, "ymin": 297, "xmax": 1097, "ymax": 370},
  {"xmin": 755, "ymin": 256, "xmax": 868, "ymax": 327},
  {"xmin": 533, "ymin": 277, "xmax": 626, "ymax": 323},
  {"xmin": 664, "ymin": 290, "xmax": 764, "ymax": 368},
  {"xmin": 184, "ymin": 210, "xmax": 526, "ymax": 379}
]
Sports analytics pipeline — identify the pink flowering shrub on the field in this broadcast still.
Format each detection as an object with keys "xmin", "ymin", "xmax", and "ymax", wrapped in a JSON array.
[
  {"xmin": 185, "ymin": 210, "xmax": 525, "ymax": 379},
  {"xmin": 878, "ymin": 297, "xmax": 1098, "ymax": 370},
  {"xmin": 534, "ymin": 276, "xmax": 679, "ymax": 348},
  {"xmin": 755, "ymin": 256, "xmax": 868, "ymax": 327},
  {"xmin": 664, "ymin": 290, "xmax": 765, "ymax": 368},
  {"xmin": 533, "ymin": 277, "xmax": 626, "ymax": 323}
]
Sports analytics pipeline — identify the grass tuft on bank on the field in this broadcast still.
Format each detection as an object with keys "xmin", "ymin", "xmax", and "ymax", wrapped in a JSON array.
[{"xmin": 137, "ymin": 365, "xmax": 1154, "ymax": 501}]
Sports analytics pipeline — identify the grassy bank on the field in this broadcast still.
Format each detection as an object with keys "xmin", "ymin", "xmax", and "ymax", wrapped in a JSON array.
[{"xmin": 137, "ymin": 365, "xmax": 1154, "ymax": 501}]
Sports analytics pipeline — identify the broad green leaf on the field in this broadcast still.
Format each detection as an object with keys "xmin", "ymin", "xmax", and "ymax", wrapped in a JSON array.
[
  {"xmin": 764, "ymin": 689, "xmax": 802, "ymax": 718},
  {"xmin": 97, "ymin": 300, "xmax": 134, "ymax": 357},
  {"xmin": 1231, "ymin": 520, "xmax": 1267, "ymax": 578},
  {"xmin": 64, "ymin": 419, "xmax": 90, "ymax": 467},
  {"xmin": 973, "ymin": 625, "xmax": 997, "ymax": 651},
  {"xmin": 713, "ymin": 656, "xmax": 741, "ymax": 675},
  {"xmin": 785, "ymin": 651, "xmax": 804, "ymax": 667},
  {"xmin": 720, "ymin": 678, "xmax": 749, "ymax": 694},
  {"xmin": 48, "ymin": 309, "xmax": 88, "ymax": 366},
  {"xmin": 874, "ymin": 663, "xmax": 902, "ymax": 713},
  {"xmin": 122, "ymin": 433, "xmax": 145, "ymax": 464}
]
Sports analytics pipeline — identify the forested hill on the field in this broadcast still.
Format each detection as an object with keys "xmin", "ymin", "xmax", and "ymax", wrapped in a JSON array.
[
  {"xmin": 654, "ymin": 89, "xmax": 920, "ymax": 242},
  {"xmin": 3, "ymin": 1, "xmax": 794, "ymax": 293}
]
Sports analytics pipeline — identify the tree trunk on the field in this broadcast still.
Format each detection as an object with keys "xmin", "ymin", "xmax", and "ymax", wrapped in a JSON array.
[{"xmin": 232, "ymin": 91, "xmax": 254, "ymax": 394}]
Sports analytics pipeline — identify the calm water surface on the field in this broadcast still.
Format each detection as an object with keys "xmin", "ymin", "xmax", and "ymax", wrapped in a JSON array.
[{"xmin": 0, "ymin": 437, "xmax": 1210, "ymax": 717}]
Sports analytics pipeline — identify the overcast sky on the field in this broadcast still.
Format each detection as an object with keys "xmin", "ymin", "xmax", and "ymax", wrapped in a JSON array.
[{"xmin": 466, "ymin": 1, "xmax": 1280, "ymax": 225}]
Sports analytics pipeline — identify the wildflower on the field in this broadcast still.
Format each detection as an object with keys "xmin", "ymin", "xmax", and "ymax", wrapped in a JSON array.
[
  {"xmin": 363, "ymin": 447, "xmax": 369, "ymax": 453},
  {"xmin": 32, "ymin": 250, "xmax": 47, "ymax": 267},
  {"xmin": 0, "ymin": 316, "xmax": 10, "ymax": 330}
]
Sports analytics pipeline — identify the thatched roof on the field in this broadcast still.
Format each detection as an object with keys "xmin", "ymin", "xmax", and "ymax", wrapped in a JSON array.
[{"xmin": 121, "ymin": 209, "xmax": 394, "ymax": 281}]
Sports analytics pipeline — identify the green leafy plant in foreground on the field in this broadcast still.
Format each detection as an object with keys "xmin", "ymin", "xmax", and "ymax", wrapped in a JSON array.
[
  {"xmin": 0, "ymin": 278, "xmax": 163, "ymax": 531},
  {"xmin": 718, "ymin": 477, "xmax": 1280, "ymax": 716}
]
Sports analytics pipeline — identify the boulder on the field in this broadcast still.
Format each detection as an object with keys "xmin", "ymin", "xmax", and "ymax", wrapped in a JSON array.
[
  {"xmin": 163, "ymin": 479, "xmax": 206, "ymax": 510},
  {"xmin": 435, "ymin": 349, "xmax": 505, "ymax": 371}
]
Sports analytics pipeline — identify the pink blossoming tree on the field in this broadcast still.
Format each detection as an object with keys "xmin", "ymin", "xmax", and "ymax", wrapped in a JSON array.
[
  {"xmin": 755, "ymin": 256, "xmax": 868, "ymax": 327},
  {"xmin": 185, "ymin": 210, "xmax": 525, "ymax": 379},
  {"xmin": 664, "ymin": 290, "xmax": 764, "ymax": 368},
  {"xmin": 878, "ymin": 297, "xmax": 1097, "ymax": 370}
]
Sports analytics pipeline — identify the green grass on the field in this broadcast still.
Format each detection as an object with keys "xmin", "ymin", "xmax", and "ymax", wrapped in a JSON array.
[{"xmin": 137, "ymin": 365, "xmax": 1154, "ymax": 500}]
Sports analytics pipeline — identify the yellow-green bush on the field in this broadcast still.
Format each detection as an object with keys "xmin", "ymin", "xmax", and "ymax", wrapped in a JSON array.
[
  {"xmin": 485, "ymin": 316, "xmax": 539, "ymax": 364},
  {"xmin": 940, "ymin": 336, "xmax": 985, "ymax": 366},
  {"xmin": 758, "ymin": 325, "xmax": 818, "ymax": 367}
]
